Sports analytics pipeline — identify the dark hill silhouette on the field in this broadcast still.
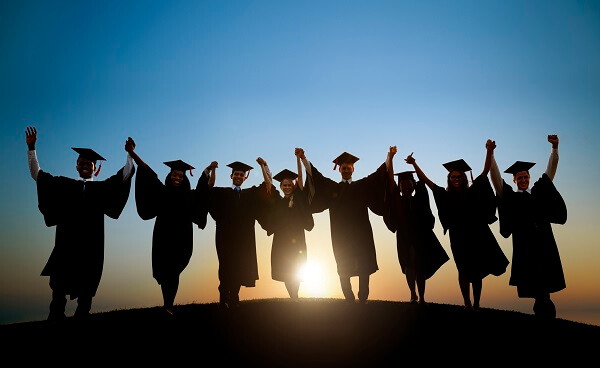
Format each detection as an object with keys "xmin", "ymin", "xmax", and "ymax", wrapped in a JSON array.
[{"xmin": 1, "ymin": 298, "xmax": 598, "ymax": 365}]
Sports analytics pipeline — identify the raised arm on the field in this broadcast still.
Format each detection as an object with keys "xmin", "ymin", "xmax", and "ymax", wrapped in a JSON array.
[
  {"xmin": 295, "ymin": 149, "xmax": 304, "ymax": 191},
  {"xmin": 256, "ymin": 157, "xmax": 272, "ymax": 194},
  {"xmin": 405, "ymin": 153, "xmax": 435, "ymax": 190},
  {"xmin": 488, "ymin": 139, "xmax": 503, "ymax": 197},
  {"xmin": 387, "ymin": 145, "xmax": 397, "ymax": 185},
  {"xmin": 205, "ymin": 161, "xmax": 218, "ymax": 187},
  {"xmin": 26, "ymin": 126, "xmax": 40, "ymax": 181},
  {"xmin": 124, "ymin": 137, "xmax": 148, "ymax": 169},
  {"xmin": 295, "ymin": 147, "xmax": 312, "ymax": 176},
  {"xmin": 546, "ymin": 134, "xmax": 559, "ymax": 181},
  {"xmin": 481, "ymin": 139, "xmax": 495, "ymax": 177}
]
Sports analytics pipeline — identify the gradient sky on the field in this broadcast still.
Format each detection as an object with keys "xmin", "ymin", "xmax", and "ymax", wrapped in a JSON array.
[{"xmin": 2, "ymin": 0, "xmax": 599, "ymax": 326}]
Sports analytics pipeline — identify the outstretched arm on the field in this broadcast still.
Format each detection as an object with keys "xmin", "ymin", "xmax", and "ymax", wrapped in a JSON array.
[
  {"xmin": 405, "ymin": 153, "xmax": 435, "ymax": 190},
  {"xmin": 481, "ymin": 139, "xmax": 495, "ymax": 177},
  {"xmin": 488, "ymin": 139, "xmax": 503, "ymax": 197},
  {"xmin": 124, "ymin": 137, "xmax": 148, "ymax": 169},
  {"xmin": 295, "ymin": 149, "xmax": 304, "ymax": 191},
  {"xmin": 295, "ymin": 147, "xmax": 312, "ymax": 176},
  {"xmin": 546, "ymin": 134, "xmax": 559, "ymax": 181},
  {"xmin": 26, "ymin": 126, "xmax": 40, "ymax": 181},
  {"xmin": 256, "ymin": 157, "xmax": 272, "ymax": 193},
  {"xmin": 205, "ymin": 161, "xmax": 218, "ymax": 187},
  {"xmin": 387, "ymin": 146, "xmax": 397, "ymax": 185}
]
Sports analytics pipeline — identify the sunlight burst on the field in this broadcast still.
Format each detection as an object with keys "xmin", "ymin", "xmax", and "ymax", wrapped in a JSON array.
[{"xmin": 298, "ymin": 261, "xmax": 326, "ymax": 297}]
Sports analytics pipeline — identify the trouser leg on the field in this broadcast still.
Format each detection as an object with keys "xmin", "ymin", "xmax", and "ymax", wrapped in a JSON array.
[
  {"xmin": 48, "ymin": 290, "xmax": 67, "ymax": 321},
  {"xmin": 339, "ymin": 276, "xmax": 355, "ymax": 302},
  {"xmin": 358, "ymin": 274, "xmax": 370, "ymax": 302},
  {"xmin": 75, "ymin": 295, "xmax": 92, "ymax": 318}
]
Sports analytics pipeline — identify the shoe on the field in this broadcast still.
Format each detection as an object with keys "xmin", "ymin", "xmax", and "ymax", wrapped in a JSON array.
[
  {"xmin": 358, "ymin": 299, "xmax": 368, "ymax": 305},
  {"xmin": 409, "ymin": 298, "xmax": 418, "ymax": 305},
  {"xmin": 418, "ymin": 300, "xmax": 427, "ymax": 305},
  {"xmin": 463, "ymin": 305, "xmax": 474, "ymax": 312}
]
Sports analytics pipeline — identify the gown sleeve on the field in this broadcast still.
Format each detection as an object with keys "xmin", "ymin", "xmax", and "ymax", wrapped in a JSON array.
[
  {"xmin": 36, "ymin": 170, "xmax": 68, "ymax": 227},
  {"xmin": 532, "ymin": 173, "xmax": 567, "ymax": 225},
  {"xmin": 497, "ymin": 180, "xmax": 515, "ymax": 239},
  {"xmin": 305, "ymin": 164, "xmax": 338, "ymax": 214},
  {"xmin": 102, "ymin": 165, "xmax": 135, "ymax": 220},
  {"xmin": 364, "ymin": 162, "xmax": 388, "ymax": 216},
  {"xmin": 383, "ymin": 181, "xmax": 399, "ymax": 233},
  {"xmin": 470, "ymin": 174, "xmax": 498, "ymax": 225},
  {"xmin": 191, "ymin": 171, "xmax": 210, "ymax": 229},
  {"xmin": 415, "ymin": 180, "xmax": 436, "ymax": 230},
  {"xmin": 135, "ymin": 165, "xmax": 163, "ymax": 221},
  {"xmin": 254, "ymin": 181, "xmax": 281, "ymax": 232}
]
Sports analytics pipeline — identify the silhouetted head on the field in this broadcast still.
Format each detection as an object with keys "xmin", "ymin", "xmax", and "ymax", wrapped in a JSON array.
[
  {"xmin": 333, "ymin": 152, "xmax": 359, "ymax": 181},
  {"xmin": 228, "ymin": 161, "xmax": 253, "ymax": 187},
  {"xmin": 72, "ymin": 147, "xmax": 105, "ymax": 179},
  {"xmin": 274, "ymin": 169, "xmax": 297, "ymax": 197},
  {"xmin": 443, "ymin": 159, "xmax": 471, "ymax": 192},
  {"xmin": 395, "ymin": 171, "xmax": 416, "ymax": 196}
]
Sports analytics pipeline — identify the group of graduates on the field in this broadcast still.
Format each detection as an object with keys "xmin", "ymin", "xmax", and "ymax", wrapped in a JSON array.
[{"xmin": 25, "ymin": 126, "xmax": 567, "ymax": 322}]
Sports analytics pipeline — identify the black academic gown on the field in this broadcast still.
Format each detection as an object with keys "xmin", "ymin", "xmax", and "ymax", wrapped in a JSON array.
[
  {"xmin": 432, "ymin": 175, "xmax": 509, "ymax": 280},
  {"xmin": 36, "ymin": 166, "xmax": 134, "ymax": 299},
  {"xmin": 497, "ymin": 174, "xmax": 567, "ymax": 298},
  {"xmin": 265, "ymin": 187, "xmax": 315, "ymax": 282},
  {"xmin": 134, "ymin": 165, "xmax": 209, "ymax": 285},
  {"xmin": 384, "ymin": 181, "xmax": 449, "ymax": 280},
  {"xmin": 208, "ymin": 182, "xmax": 273, "ymax": 287},
  {"xmin": 306, "ymin": 163, "xmax": 387, "ymax": 277}
]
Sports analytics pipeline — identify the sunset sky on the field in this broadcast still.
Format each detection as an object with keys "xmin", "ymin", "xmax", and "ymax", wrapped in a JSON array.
[{"xmin": 1, "ymin": 0, "xmax": 599, "ymax": 326}]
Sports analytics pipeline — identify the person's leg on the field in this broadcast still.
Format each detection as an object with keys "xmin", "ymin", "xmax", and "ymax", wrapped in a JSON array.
[
  {"xmin": 48, "ymin": 290, "xmax": 67, "ymax": 322},
  {"xmin": 358, "ymin": 274, "xmax": 370, "ymax": 303},
  {"xmin": 218, "ymin": 281, "xmax": 230, "ymax": 308},
  {"xmin": 339, "ymin": 276, "xmax": 355, "ymax": 302},
  {"xmin": 533, "ymin": 293, "xmax": 556, "ymax": 319},
  {"xmin": 458, "ymin": 272, "xmax": 472, "ymax": 309},
  {"xmin": 285, "ymin": 281, "xmax": 300, "ymax": 300},
  {"xmin": 416, "ymin": 274, "xmax": 426, "ymax": 304},
  {"xmin": 472, "ymin": 278, "xmax": 482, "ymax": 311},
  {"xmin": 406, "ymin": 267, "xmax": 418, "ymax": 303},
  {"xmin": 74, "ymin": 295, "xmax": 92, "ymax": 319},
  {"xmin": 230, "ymin": 284, "xmax": 241, "ymax": 307}
]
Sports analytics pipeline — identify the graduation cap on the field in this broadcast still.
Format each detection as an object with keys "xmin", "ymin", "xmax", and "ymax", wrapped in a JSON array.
[
  {"xmin": 333, "ymin": 152, "xmax": 359, "ymax": 170},
  {"xmin": 164, "ymin": 160, "xmax": 195, "ymax": 176},
  {"xmin": 273, "ymin": 169, "xmax": 298, "ymax": 182},
  {"xmin": 442, "ymin": 159, "xmax": 472, "ymax": 173},
  {"xmin": 227, "ymin": 161, "xmax": 253, "ymax": 178},
  {"xmin": 394, "ymin": 171, "xmax": 416, "ymax": 181},
  {"xmin": 504, "ymin": 161, "xmax": 536, "ymax": 175},
  {"xmin": 72, "ymin": 147, "xmax": 106, "ymax": 177}
]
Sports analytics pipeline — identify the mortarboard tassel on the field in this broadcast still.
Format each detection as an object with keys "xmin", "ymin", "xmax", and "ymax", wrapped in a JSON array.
[
  {"xmin": 189, "ymin": 165, "xmax": 194, "ymax": 177},
  {"xmin": 245, "ymin": 169, "xmax": 251, "ymax": 179},
  {"xmin": 333, "ymin": 160, "xmax": 338, "ymax": 170},
  {"xmin": 469, "ymin": 170, "xmax": 474, "ymax": 184},
  {"xmin": 94, "ymin": 162, "xmax": 102, "ymax": 177}
]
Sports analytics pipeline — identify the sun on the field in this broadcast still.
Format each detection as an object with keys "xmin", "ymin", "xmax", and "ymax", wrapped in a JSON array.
[{"xmin": 298, "ymin": 261, "xmax": 327, "ymax": 297}]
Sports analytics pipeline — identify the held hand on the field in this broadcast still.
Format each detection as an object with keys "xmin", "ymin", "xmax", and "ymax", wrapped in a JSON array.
[
  {"xmin": 206, "ymin": 161, "xmax": 218, "ymax": 171},
  {"xmin": 295, "ymin": 147, "xmax": 305, "ymax": 159},
  {"xmin": 548, "ymin": 134, "xmax": 559, "ymax": 148},
  {"xmin": 486, "ymin": 139, "xmax": 496, "ymax": 151},
  {"xmin": 125, "ymin": 137, "xmax": 136, "ymax": 153},
  {"xmin": 25, "ymin": 126, "xmax": 37, "ymax": 150},
  {"xmin": 256, "ymin": 157, "xmax": 267, "ymax": 166},
  {"xmin": 405, "ymin": 152, "xmax": 415, "ymax": 165},
  {"xmin": 389, "ymin": 145, "xmax": 397, "ymax": 158}
]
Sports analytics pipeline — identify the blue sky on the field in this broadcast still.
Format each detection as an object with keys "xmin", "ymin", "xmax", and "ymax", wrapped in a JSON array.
[{"xmin": 1, "ymin": 0, "xmax": 599, "ymax": 325}]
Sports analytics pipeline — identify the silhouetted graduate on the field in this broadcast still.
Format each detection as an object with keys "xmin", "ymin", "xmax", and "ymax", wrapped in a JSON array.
[
  {"xmin": 383, "ymin": 146, "xmax": 449, "ymax": 304},
  {"xmin": 406, "ymin": 141, "xmax": 508, "ymax": 311},
  {"xmin": 206, "ymin": 159, "xmax": 275, "ymax": 308},
  {"xmin": 26, "ymin": 127, "xmax": 135, "ymax": 321},
  {"xmin": 298, "ymin": 148, "xmax": 389, "ymax": 303},
  {"xmin": 490, "ymin": 135, "xmax": 566, "ymax": 319},
  {"xmin": 262, "ymin": 151, "xmax": 314, "ymax": 300},
  {"xmin": 127, "ymin": 141, "xmax": 210, "ymax": 315}
]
